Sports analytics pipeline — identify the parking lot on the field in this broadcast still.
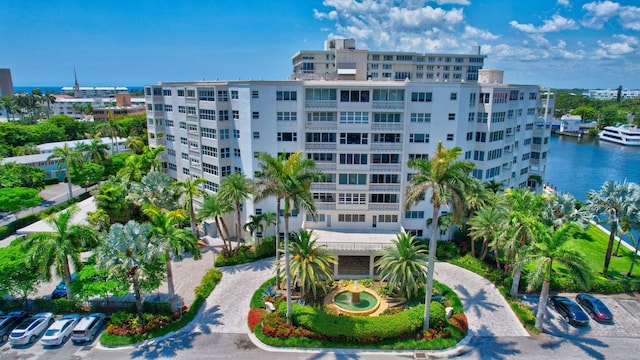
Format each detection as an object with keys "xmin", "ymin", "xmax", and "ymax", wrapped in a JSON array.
[{"xmin": 522, "ymin": 293, "xmax": 640, "ymax": 337}]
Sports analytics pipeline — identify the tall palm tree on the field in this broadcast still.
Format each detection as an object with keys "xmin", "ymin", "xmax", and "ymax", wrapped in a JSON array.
[
  {"xmin": 22, "ymin": 206, "xmax": 97, "ymax": 300},
  {"xmin": 97, "ymin": 221, "xmax": 163, "ymax": 324},
  {"xmin": 486, "ymin": 179, "xmax": 505, "ymax": 194},
  {"xmin": 260, "ymin": 211, "xmax": 277, "ymax": 239},
  {"xmin": 542, "ymin": 192, "xmax": 590, "ymax": 231},
  {"xmin": 1, "ymin": 96, "xmax": 15, "ymax": 121},
  {"xmin": 374, "ymin": 232, "xmax": 428, "ymax": 300},
  {"xmin": 404, "ymin": 141, "xmax": 475, "ymax": 331},
  {"xmin": 244, "ymin": 214, "xmax": 264, "ymax": 245},
  {"xmin": 127, "ymin": 171, "xmax": 180, "ymax": 211},
  {"xmin": 504, "ymin": 187, "xmax": 546, "ymax": 297},
  {"xmin": 463, "ymin": 179, "xmax": 493, "ymax": 256},
  {"xmin": 142, "ymin": 204, "xmax": 201, "ymax": 310},
  {"xmin": 126, "ymin": 135, "xmax": 146, "ymax": 154},
  {"xmin": 517, "ymin": 223, "xmax": 590, "ymax": 332},
  {"xmin": 96, "ymin": 117, "xmax": 125, "ymax": 155},
  {"xmin": 586, "ymin": 180, "xmax": 640, "ymax": 276},
  {"xmin": 140, "ymin": 146, "xmax": 165, "ymax": 173},
  {"xmin": 219, "ymin": 172, "xmax": 254, "ymax": 251},
  {"xmin": 175, "ymin": 177, "xmax": 206, "ymax": 235},
  {"xmin": 197, "ymin": 193, "xmax": 234, "ymax": 252},
  {"xmin": 117, "ymin": 154, "xmax": 144, "ymax": 182},
  {"xmin": 286, "ymin": 229, "xmax": 336, "ymax": 299},
  {"xmin": 468, "ymin": 206, "xmax": 508, "ymax": 265},
  {"xmin": 83, "ymin": 135, "xmax": 110, "ymax": 164},
  {"xmin": 48, "ymin": 144, "xmax": 84, "ymax": 200}
]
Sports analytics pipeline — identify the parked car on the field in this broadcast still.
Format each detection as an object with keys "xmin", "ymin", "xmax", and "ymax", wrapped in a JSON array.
[
  {"xmin": 71, "ymin": 313, "xmax": 105, "ymax": 343},
  {"xmin": 51, "ymin": 274, "xmax": 77, "ymax": 300},
  {"xmin": 8, "ymin": 312, "xmax": 55, "ymax": 346},
  {"xmin": 576, "ymin": 293, "xmax": 614, "ymax": 323},
  {"xmin": 550, "ymin": 296, "xmax": 589, "ymax": 326},
  {"xmin": 0, "ymin": 311, "xmax": 28, "ymax": 343},
  {"xmin": 41, "ymin": 314, "xmax": 81, "ymax": 346}
]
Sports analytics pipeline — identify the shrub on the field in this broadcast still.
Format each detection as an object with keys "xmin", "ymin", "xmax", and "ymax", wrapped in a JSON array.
[
  {"xmin": 262, "ymin": 311, "xmax": 314, "ymax": 339},
  {"xmin": 194, "ymin": 268, "xmax": 223, "ymax": 299},
  {"xmin": 292, "ymin": 303, "xmax": 424, "ymax": 340},
  {"xmin": 449, "ymin": 313, "xmax": 468, "ymax": 334},
  {"xmin": 376, "ymin": 285, "xmax": 393, "ymax": 297},
  {"xmin": 589, "ymin": 276, "xmax": 628, "ymax": 293},
  {"xmin": 255, "ymin": 237, "xmax": 276, "ymax": 258},
  {"xmin": 359, "ymin": 278, "xmax": 374, "ymax": 288},
  {"xmin": 248, "ymin": 308, "xmax": 267, "ymax": 331},
  {"xmin": 435, "ymin": 241, "xmax": 460, "ymax": 260},
  {"xmin": 141, "ymin": 301, "xmax": 172, "ymax": 316},
  {"xmin": 429, "ymin": 302, "xmax": 447, "ymax": 330},
  {"xmin": 32, "ymin": 298, "xmax": 82, "ymax": 314},
  {"xmin": 251, "ymin": 277, "xmax": 277, "ymax": 309}
]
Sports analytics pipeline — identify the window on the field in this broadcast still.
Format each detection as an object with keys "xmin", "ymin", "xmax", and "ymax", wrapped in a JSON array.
[
  {"xmin": 448, "ymin": 113, "xmax": 456, "ymax": 121},
  {"xmin": 203, "ymin": 163, "xmax": 218, "ymax": 175},
  {"xmin": 234, "ymin": 148, "xmax": 241, "ymax": 157},
  {"xmin": 233, "ymin": 129, "xmax": 240, "ymax": 138},
  {"xmin": 411, "ymin": 92, "xmax": 433, "ymax": 102},
  {"xmin": 475, "ymin": 132, "xmax": 487, "ymax": 143},
  {"xmin": 306, "ymin": 132, "xmax": 336, "ymax": 143},
  {"xmin": 305, "ymin": 88, "xmax": 337, "ymax": 100},
  {"xmin": 201, "ymin": 127, "xmax": 216, "ymax": 139},
  {"xmin": 276, "ymin": 91, "xmax": 297, "ymax": 100},
  {"xmin": 198, "ymin": 90, "xmax": 215, "ymax": 101},
  {"xmin": 186, "ymin": 89, "xmax": 195, "ymax": 97},
  {"xmin": 182, "ymin": 168, "xmax": 190, "ymax": 175},
  {"xmin": 253, "ymin": 132, "xmax": 260, "ymax": 139},
  {"xmin": 405, "ymin": 211, "xmax": 425, "ymax": 219},
  {"xmin": 188, "ymin": 124, "xmax": 198, "ymax": 132},
  {"xmin": 204, "ymin": 181, "xmax": 218, "ymax": 192},
  {"xmin": 339, "ymin": 153, "xmax": 367, "ymax": 164},
  {"xmin": 200, "ymin": 109, "xmax": 216, "ymax": 120},
  {"xmin": 370, "ymin": 194, "xmax": 398, "ymax": 203},
  {"xmin": 164, "ymin": 104, "xmax": 173, "ymax": 112},
  {"xmin": 220, "ymin": 129, "xmax": 229, "ymax": 139},
  {"xmin": 339, "ymin": 133, "xmax": 368, "ymax": 144},
  {"xmin": 168, "ymin": 163, "xmax": 177, "ymax": 171},
  {"xmin": 181, "ymin": 152, "xmax": 189, "ymax": 160},
  {"xmin": 479, "ymin": 92, "xmax": 491, "ymax": 104},
  {"xmin": 165, "ymin": 119, "xmax": 174, "ymax": 127},
  {"xmin": 166, "ymin": 134, "xmax": 175, "ymax": 142},
  {"xmin": 529, "ymin": 92, "xmax": 538, "ymax": 100},
  {"xmin": 308, "ymin": 153, "xmax": 335, "ymax": 162},
  {"xmin": 233, "ymin": 110, "xmax": 239, "ymax": 120},
  {"xmin": 161, "ymin": 89, "xmax": 171, "ymax": 96},
  {"xmin": 407, "ymin": 229, "xmax": 423, "ymax": 237},
  {"xmin": 372, "ymin": 133, "xmax": 401, "ymax": 143},
  {"xmin": 202, "ymin": 145, "xmax": 217, "ymax": 157},
  {"xmin": 277, "ymin": 132, "xmax": 297, "ymax": 142},
  {"xmin": 409, "ymin": 133, "xmax": 429, "ymax": 143},
  {"xmin": 486, "ymin": 166, "xmax": 501, "ymax": 178},
  {"xmin": 338, "ymin": 173, "xmax": 366, "ymax": 185},
  {"xmin": 218, "ymin": 110, "xmax": 229, "ymax": 121},
  {"xmin": 370, "ymin": 174, "xmax": 399, "ymax": 183},
  {"xmin": 338, "ymin": 214, "xmax": 366, "ymax": 222},
  {"xmin": 378, "ymin": 215, "xmax": 398, "ymax": 223},
  {"xmin": 221, "ymin": 166, "xmax": 231, "ymax": 176},
  {"xmin": 231, "ymin": 90, "xmax": 238, "ymax": 99},
  {"xmin": 339, "ymin": 112, "xmax": 369, "ymax": 124},
  {"xmin": 313, "ymin": 193, "xmax": 336, "ymax": 203},
  {"xmin": 395, "ymin": 72, "xmax": 411, "ymax": 80},
  {"xmin": 522, "ymin": 153, "xmax": 530, "ymax": 161},
  {"xmin": 252, "ymin": 90, "xmax": 259, "ymax": 99},
  {"xmin": 167, "ymin": 149, "xmax": 176, "ymax": 156},
  {"xmin": 217, "ymin": 90, "xmax": 228, "ymax": 101},
  {"xmin": 177, "ymin": 89, "xmax": 184, "ymax": 97},
  {"xmin": 187, "ymin": 106, "xmax": 196, "ymax": 115},
  {"xmin": 178, "ymin": 106, "xmax": 186, "ymax": 114},
  {"xmin": 252, "ymin": 112, "xmax": 259, "ymax": 120},
  {"xmin": 492, "ymin": 112, "xmax": 506, "ymax": 123},
  {"xmin": 450, "ymin": 92, "xmax": 457, "ymax": 100},
  {"xmin": 338, "ymin": 193, "xmax": 367, "ymax": 205},
  {"xmin": 372, "ymin": 154, "xmax": 400, "ymax": 164},
  {"xmin": 372, "ymin": 89, "xmax": 404, "ymax": 101},
  {"xmin": 373, "ymin": 113, "xmax": 401, "ymax": 123},
  {"xmin": 490, "ymin": 130, "xmax": 504, "ymax": 142},
  {"xmin": 382, "ymin": 72, "xmax": 392, "ymax": 78},
  {"xmin": 307, "ymin": 112, "xmax": 335, "ymax": 122},
  {"xmin": 408, "ymin": 154, "xmax": 428, "ymax": 160},
  {"xmin": 493, "ymin": 93, "xmax": 507, "ymax": 104},
  {"xmin": 179, "ymin": 122, "xmax": 187, "ymax": 129},
  {"xmin": 447, "ymin": 134, "xmax": 454, "ymax": 141},
  {"xmin": 220, "ymin": 148, "xmax": 230, "ymax": 158},
  {"xmin": 411, "ymin": 113, "xmax": 431, "ymax": 123},
  {"xmin": 340, "ymin": 90, "xmax": 370, "ymax": 102},
  {"xmin": 477, "ymin": 112, "xmax": 488, "ymax": 123},
  {"xmin": 277, "ymin": 112, "xmax": 297, "ymax": 121},
  {"xmin": 472, "ymin": 169, "xmax": 483, "ymax": 179},
  {"xmin": 468, "ymin": 112, "xmax": 475, "ymax": 122},
  {"xmin": 465, "ymin": 151, "xmax": 471, "ymax": 159},
  {"xmin": 466, "ymin": 132, "xmax": 473, "ymax": 141},
  {"xmin": 473, "ymin": 151, "xmax": 485, "ymax": 161}
]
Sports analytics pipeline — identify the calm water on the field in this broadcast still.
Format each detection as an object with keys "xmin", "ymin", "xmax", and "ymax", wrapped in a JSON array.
[{"xmin": 546, "ymin": 134, "xmax": 640, "ymax": 201}]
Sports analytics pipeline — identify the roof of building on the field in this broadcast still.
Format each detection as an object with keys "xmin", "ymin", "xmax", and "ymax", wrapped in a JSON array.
[
  {"xmin": 37, "ymin": 137, "xmax": 126, "ymax": 153},
  {"xmin": 16, "ymin": 197, "xmax": 96, "ymax": 235}
]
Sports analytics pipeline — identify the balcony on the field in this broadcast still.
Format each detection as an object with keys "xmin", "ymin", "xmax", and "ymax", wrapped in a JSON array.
[
  {"xmin": 371, "ymin": 123, "xmax": 404, "ymax": 131},
  {"xmin": 369, "ymin": 184, "xmax": 401, "ymax": 192},
  {"xmin": 188, "ymin": 133, "xmax": 200, "ymax": 141},
  {"xmin": 306, "ymin": 121, "xmax": 337, "ymax": 130},
  {"xmin": 531, "ymin": 144, "xmax": 542, "ymax": 151},
  {"xmin": 316, "ymin": 203, "xmax": 336, "ymax": 211},
  {"xmin": 370, "ymin": 164, "xmax": 402, "ymax": 172},
  {"xmin": 314, "ymin": 163, "xmax": 337, "ymax": 171},
  {"xmin": 189, "ymin": 149, "xmax": 201, "ymax": 157},
  {"xmin": 311, "ymin": 183, "xmax": 337, "ymax": 191},
  {"xmin": 306, "ymin": 143, "xmax": 337, "ymax": 151},
  {"xmin": 368, "ymin": 204, "xmax": 400, "ymax": 211},
  {"xmin": 371, "ymin": 144, "xmax": 402, "ymax": 152},
  {"xmin": 372, "ymin": 101, "xmax": 405, "ymax": 110},
  {"xmin": 305, "ymin": 100, "xmax": 337, "ymax": 109}
]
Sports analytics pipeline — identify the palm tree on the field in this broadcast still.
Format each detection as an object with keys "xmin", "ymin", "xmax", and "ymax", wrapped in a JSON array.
[
  {"xmin": 96, "ymin": 117, "xmax": 125, "ymax": 155},
  {"xmin": 97, "ymin": 221, "xmax": 163, "ymax": 324},
  {"xmin": 542, "ymin": 192, "xmax": 590, "ymax": 231},
  {"xmin": 127, "ymin": 171, "xmax": 180, "ymax": 211},
  {"xmin": 22, "ymin": 206, "xmax": 97, "ymax": 300},
  {"xmin": 117, "ymin": 154, "xmax": 144, "ymax": 182},
  {"xmin": 1, "ymin": 96, "xmax": 15, "ymax": 121},
  {"xmin": 48, "ymin": 144, "xmax": 84, "ymax": 200},
  {"xmin": 586, "ymin": 180, "xmax": 640, "ymax": 276},
  {"xmin": 468, "ymin": 206, "xmax": 508, "ymax": 266},
  {"xmin": 175, "ymin": 177, "xmax": 206, "ymax": 235},
  {"xmin": 404, "ymin": 141, "xmax": 475, "ymax": 331},
  {"xmin": 219, "ymin": 172, "xmax": 254, "ymax": 251},
  {"xmin": 197, "ymin": 193, "xmax": 234, "ymax": 252},
  {"xmin": 244, "ymin": 214, "xmax": 264, "ymax": 245},
  {"xmin": 286, "ymin": 229, "xmax": 336, "ymax": 299},
  {"xmin": 486, "ymin": 179, "xmax": 505, "ymax": 194},
  {"xmin": 126, "ymin": 135, "xmax": 146, "ymax": 154},
  {"xmin": 142, "ymin": 204, "xmax": 201, "ymax": 310},
  {"xmin": 463, "ymin": 179, "xmax": 493, "ymax": 256},
  {"xmin": 517, "ymin": 223, "xmax": 590, "ymax": 332},
  {"xmin": 140, "ymin": 146, "xmax": 165, "ymax": 173},
  {"xmin": 83, "ymin": 135, "xmax": 110, "ymax": 164},
  {"xmin": 374, "ymin": 232, "xmax": 428, "ymax": 300},
  {"xmin": 260, "ymin": 211, "xmax": 277, "ymax": 239},
  {"xmin": 503, "ymin": 187, "xmax": 546, "ymax": 297}
]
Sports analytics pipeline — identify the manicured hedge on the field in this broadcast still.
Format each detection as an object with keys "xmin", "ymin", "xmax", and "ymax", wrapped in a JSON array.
[{"xmin": 291, "ymin": 303, "xmax": 424, "ymax": 340}]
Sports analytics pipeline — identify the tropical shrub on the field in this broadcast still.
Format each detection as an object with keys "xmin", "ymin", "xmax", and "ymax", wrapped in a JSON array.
[
  {"xmin": 248, "ymin": 308, "xmax": 268, "ymax": 331},
  {"xmin": 194, "ymin": 268, "xmax": 223, "ymax": 299},
  {"xmin": 429, "ymin": 302, "xmax": 447, "ymax": 329},
  {"xmin": 32, "ymin": 298, "xmax": 82, "ymax": 314},
  {"xmin": 250, "ymin": 277, "xmax": 277, "ymax": 309},
  {"xmin": 262, "ymin": 310, "xmax": 314, "ymax": 339},
  {"xmin": 435, "ymin": 241, "xmax": 460, "ymax": 260},
  {"xmin": 449, "ymin": 313, "xmax": 468, "ymax": 333}
]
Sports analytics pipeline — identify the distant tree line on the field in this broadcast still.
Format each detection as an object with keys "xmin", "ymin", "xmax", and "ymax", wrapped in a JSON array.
[{"xmin": 553, "ymin": 89, "xmax": 640, "ymax": 128}]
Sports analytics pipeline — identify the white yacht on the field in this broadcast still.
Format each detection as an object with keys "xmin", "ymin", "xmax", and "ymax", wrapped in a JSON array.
[{"xmin": 599, "ymin": 124, "xmax": 640, "ymax": 146}]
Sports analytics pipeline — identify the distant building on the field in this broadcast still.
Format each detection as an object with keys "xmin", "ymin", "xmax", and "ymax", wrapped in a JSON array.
[
  {"xmin": 0, "ymin": 68, "xmax": 14, "ymax": 119},
  {"xmin": 0, "ymin": 137, "xmax": 127, "ymax": 180},
  {"xmin": 582, "ymin": 89, "xmax": 640, "ymax": 100},
  {"xmin": 52, "ymin": 94, "xmax": 145, "ymax": 120},
  {"xmin": 61, "ymin": 86, "xmax": 130, "ymax": 97},
  {"xmin": 92, "ymin": 93, "xmax": 146, "ymax": 120}
]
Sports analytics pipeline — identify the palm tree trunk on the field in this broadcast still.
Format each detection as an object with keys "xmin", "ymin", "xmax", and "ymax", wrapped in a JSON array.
[
  {"xmin": 628, "ymin": 234, "xmax": 639, "ymax": 277},
  {"xmin": 65, "ymin": 166, "xmax": 73, "ymax": 200},
  {"xmin": 132, "ymin": 271, "xmax": 144, "ymax": 324},
  {"xmin": 64, "ymin": 257, "xmax": 73, "ymax": 300},
  {"xmin": 494, "ymin": 249, "xmax": 501, "ymax": 270},
  {"xmin": 423, "ymin": 204, "xmax": 440, "ymax": 332},
  {"xmin": 189, "ymin": 200, "xmax": 197, "ymax": 235},
  {"xmin": 614, "ymin": 234, "xmax": 624, "ymax": 257},
  {"xmin": 535, "ymin": 261, "xmax": 552, "ymax": 332},
  {"xmin": 603, "ymin": 223, "xmax": 617, "ymax": 276},
  {"xmin": 214, "ymin": 217, "xmax": 230, "ymax": 252},
  {"xmin": 165, "ymin": 252, "xmax": 176, "ymax": 310},
  {"xmin": 284, "ymin": 199, "xmax": 293, "ymax": 324},
  {"xmin": 471, "ymin": 235, "xmax": 476, "ymax": 258},
  {"xmin": 235, "ymin": 201, "xmax": 242, "ymax": 251},
  {"xmin": 510, "ymin": 268, "xmax": 521, "ymax": 297},
  {"xmin": 275, "ymin": 197, "xmax": 282, "ymax": 290},
  {"xmin": 480, "ymin": 241, "xmax": 488, "ymax": 260}
]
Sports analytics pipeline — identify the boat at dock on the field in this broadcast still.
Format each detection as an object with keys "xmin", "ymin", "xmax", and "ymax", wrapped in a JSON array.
[{"xmin": 599, "ymin": 124, "xmax": 640, "ymax": 146}]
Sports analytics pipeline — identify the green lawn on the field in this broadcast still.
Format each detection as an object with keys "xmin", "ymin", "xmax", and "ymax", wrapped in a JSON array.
[{"xmin": 568, "ymin": 224, "xmax": 640, "ymax": 279}]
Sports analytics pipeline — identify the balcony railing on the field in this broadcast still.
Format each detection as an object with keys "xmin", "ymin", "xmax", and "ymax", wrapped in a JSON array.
[
  {"xmin": 371, "ymin": 123, "xmax": 404, "ymax": 131},
  {"xmin": 371, "ymin": 144, "xmax": 403, "ymax": 152},
  {"xmin": 316, "ymin": 241, "xmax": 387, "ymax": 252},
  {"xmin": 311, "ymin": 183, "xmax": 337, "ymax": 191},
  {"xmin": 306, "ymin": 143, "xmax": 337, "ymax": 151},
  {"xmin": 369, "ymin": 184, "xmax": 401, "ymax": 192},
  {"xmin": 370, "ymin": 164, "xmax": 402, "ymax": 172},
  {"xmin": 372, "ymin": 101, "xmax": 405, "ymax": 110},
  {"xmin": 368, "ymin": 204, "xmax": 400, "ymax": 211},
  {"xmin": 305, "ymin": 100, "xmax": 337, "ymax": 109}
]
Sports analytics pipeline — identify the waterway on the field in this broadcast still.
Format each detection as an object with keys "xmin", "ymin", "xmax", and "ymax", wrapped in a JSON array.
[{"xmin": 545, "ymin": 134, "xmax": 640, "ymax": 201}]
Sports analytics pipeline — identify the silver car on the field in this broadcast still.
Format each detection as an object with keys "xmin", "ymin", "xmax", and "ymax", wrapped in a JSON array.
[
  {"xmin": 41, "ymin": 314, "xmax": 81, "ymax": 346},
  {"xmin": 9, "ymin": 312, "xmax": 55, "ymax": 346},
  {"xmin": 71, "ymin": 313, "xmax": 105, "ymax": 343}
]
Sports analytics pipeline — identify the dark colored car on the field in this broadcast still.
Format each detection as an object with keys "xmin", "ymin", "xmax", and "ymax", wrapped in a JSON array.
[
  {"xmin": 51, "ymin": 274, "xmax": 77, "ymax": 300},
  {"xmin": 550, "ymin": 296, "xmax": 590, "ymax": 326},
  {"xmin": 0, "ymin": 311, "xmax": 28, "ymax": 343},
  {"xmin": 576, "ymin": 293, "xmax": 614, "ymax": 323}
]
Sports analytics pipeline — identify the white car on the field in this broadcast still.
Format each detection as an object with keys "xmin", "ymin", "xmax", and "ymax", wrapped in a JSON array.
[
  {"xmin": 41, "ymin": 314, "xmax": 81, "ymax": 346},
  {"xmin": 9, "ymin": 312, "xmax": 55, "ymax": 346}
]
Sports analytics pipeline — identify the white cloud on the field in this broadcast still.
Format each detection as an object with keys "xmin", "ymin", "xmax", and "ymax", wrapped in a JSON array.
[
  {"xmin": 313, "ymin": 9, "xmax": 338, "ymax": 20},
  {"xmin": 462, "ymin": 25, "xmax": 499, "ymax": 41},
  {"xmin": 582, "ymin": 0, "xmax": 620, "ymax": 29},
  {"xmin": 434, "ymin": 0, "xmax": 471, "ymax": 5},
  {"xmin": 510, "ymin": 14, "xmax": 578, "ymax": 33},
  {"xmin": 618, "ymin": 6, "xmax": 640, "ymax": 30},
  {"xmin": 595, "ymin": 34, "xmax": 638, "ymax": 58},
  {"xmin": 558, "ymin": 0, "xmax": 570, "ymax": 7}
]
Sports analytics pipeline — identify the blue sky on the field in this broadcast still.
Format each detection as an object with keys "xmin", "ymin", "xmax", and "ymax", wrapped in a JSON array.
[{"xmin": 3, "ymin": 0, "xmax": 639, "ymax": 89}]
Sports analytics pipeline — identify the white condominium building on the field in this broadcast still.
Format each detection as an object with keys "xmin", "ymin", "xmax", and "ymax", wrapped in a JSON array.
[{"xmin": 145, "ymin": 40, "xmax": 553, "ymax": 244}]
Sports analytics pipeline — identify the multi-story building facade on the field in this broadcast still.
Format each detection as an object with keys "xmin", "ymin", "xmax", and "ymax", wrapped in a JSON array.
[{"xmin": 145, "ymin": 41, "xmax": 553, "ymax": 278}]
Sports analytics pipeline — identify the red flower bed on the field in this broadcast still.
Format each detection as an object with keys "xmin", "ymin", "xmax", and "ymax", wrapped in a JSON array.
[
  {"xmin": 106, "ymin": 313, "xmax": 172, "ymax": 337},
  {"xmin": 261, "ymin": 311, "xmax": 314, "ymax": 339},
  {"xmin": 449, "ymin": 313, "xmax": 468, "ymax": 333},
  {"xmin": 248, "ymin": 308, "xmax": 267, "ymax": 331}
]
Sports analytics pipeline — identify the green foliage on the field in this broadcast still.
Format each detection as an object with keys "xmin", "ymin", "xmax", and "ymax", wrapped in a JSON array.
[
  {"xmin": 0, "ymin": 187, "xmax": 42, "ymax": 213},
  {"xmin": 509, "ymin": 300, "xmax": 538, "ymax": 334},
  {"xmin": 291, "ymin": 303, "xmax": 424, "ymax": 340},
  {"xmin": 251, "ymin": 277, "xmax": 277, "ymax": 309},
  {"xmin": 0, "ymin": 214, "xmax": 40, "ymax": 240},
  {"xmin": 0, "ymin": 244, "xmax": 41, "ymax": 303},
  {"xmin": 215, "ymin": 240, "xmax": 276, "ymax": 267},
  {"xmin": 70, "ymin": 162, "xmax": 105, "ymax": 188},
  {"xmin": 32, "ymin": 298, "xmax": 82, "ymax": 314},
  {"xmin": 375, "ymin": 232, "xmax": 428, "ymax": 301},
  {"xmin": 71, "ymin": 256, "xmax": 128, "ymax": 301},
  {"xmin": 0, "ymin": 163, "xmax": 46, "ymax": 189},
  {"xmin": 429, "ymin": 302, "xmax": 447, "ymax": 329},
  {"xmin": 193, "ymin": 268, "xmax": 223, "ymax": 299},
  {"xmin": 435, "ymin": 240, "xmax": 460, "ymax": 260}
]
